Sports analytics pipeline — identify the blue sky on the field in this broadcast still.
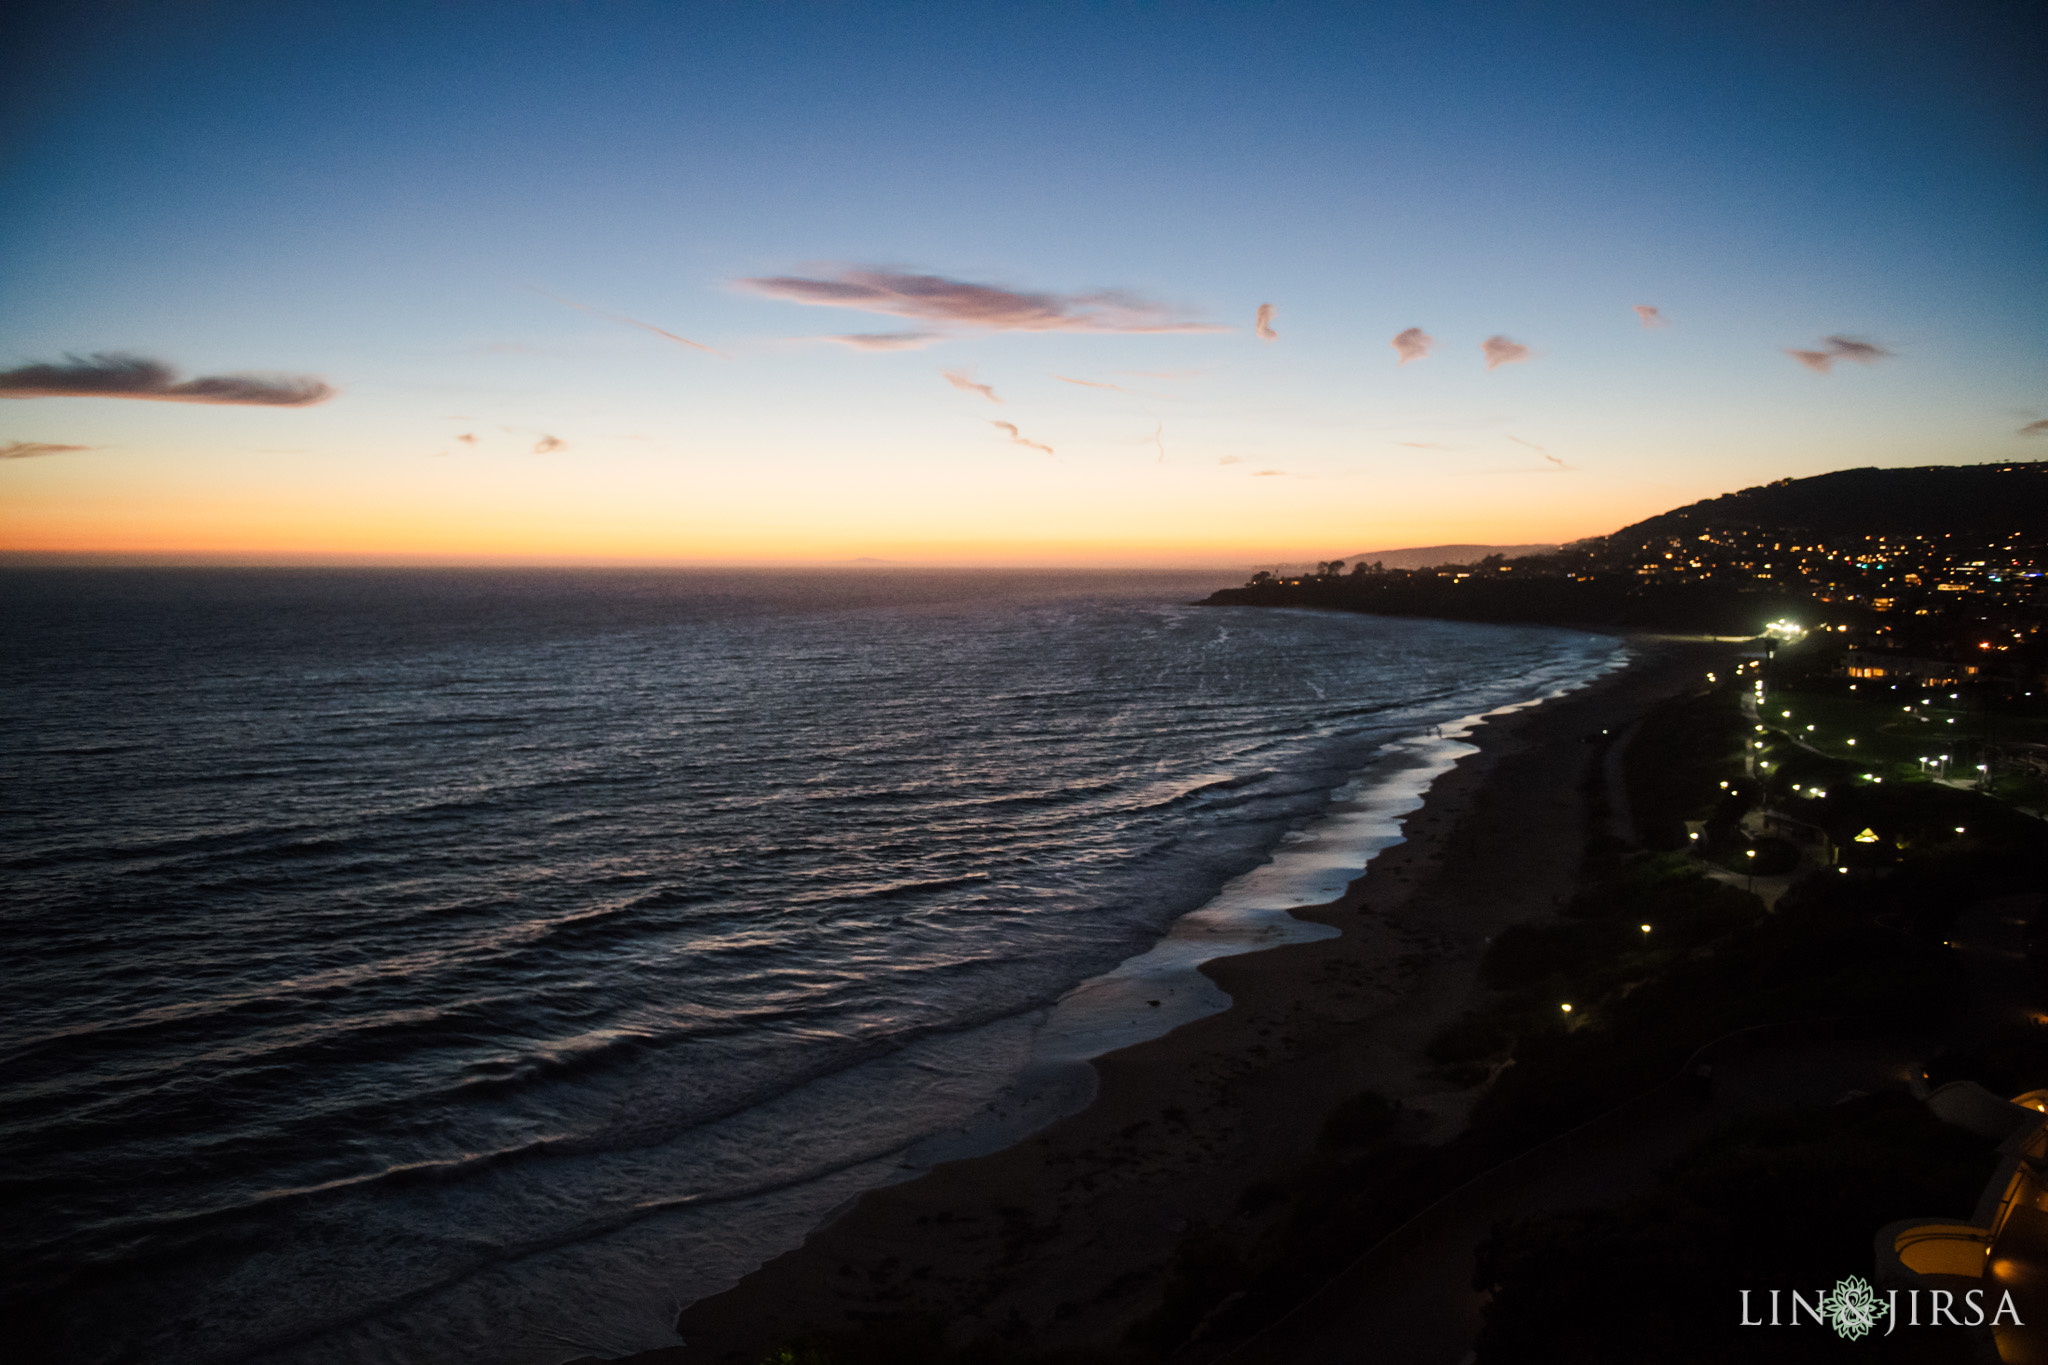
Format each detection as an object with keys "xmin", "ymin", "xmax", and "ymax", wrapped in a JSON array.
[{"xmin": 2, "ymin": 0, "xmax": 2042, "ymax": 563}]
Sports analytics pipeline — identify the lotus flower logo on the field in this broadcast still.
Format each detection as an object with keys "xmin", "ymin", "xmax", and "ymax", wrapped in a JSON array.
[{"xmin": 1820, "ymin": 1275, "xmax": 1885, "ymax": 1341}]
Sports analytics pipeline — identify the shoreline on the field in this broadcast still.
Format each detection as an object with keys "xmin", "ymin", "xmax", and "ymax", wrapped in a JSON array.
[{"xmin": 620, "ymin": 634, "xmax": 1733, "ymax": 1364}]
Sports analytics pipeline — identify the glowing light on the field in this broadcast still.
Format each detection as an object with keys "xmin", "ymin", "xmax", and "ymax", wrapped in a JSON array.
[{"xmin": 1560, "ymin": 1003, "xmax": 1573, "ymax": 1013}]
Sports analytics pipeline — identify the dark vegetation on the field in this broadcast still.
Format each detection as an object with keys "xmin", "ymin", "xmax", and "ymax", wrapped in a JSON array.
[
  {"xmin": 744, "ymin": 657, "xmax": 2048, "ymax": 1365},
  {"xmin": 1473, "ymin": 1094, "xmax": 1994, "ymax": 1364}
]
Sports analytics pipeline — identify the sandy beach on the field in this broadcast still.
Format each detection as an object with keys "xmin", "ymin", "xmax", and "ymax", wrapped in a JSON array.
[{"xmin": 617, "ymin": 636, "xmax": 1734, "ymax": 1364}]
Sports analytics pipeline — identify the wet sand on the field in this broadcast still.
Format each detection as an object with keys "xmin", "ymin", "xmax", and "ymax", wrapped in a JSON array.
[{"xmin": 619, "ymin": 635, "xmax": 1734, "ymax": 1364}]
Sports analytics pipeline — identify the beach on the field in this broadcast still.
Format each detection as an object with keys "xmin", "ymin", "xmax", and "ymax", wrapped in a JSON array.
[{"xmin": 623, "ymin": 636, "xmax": 1734, "ymax": 1363}]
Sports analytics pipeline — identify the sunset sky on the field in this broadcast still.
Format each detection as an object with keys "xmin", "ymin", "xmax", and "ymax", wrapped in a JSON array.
[{"xmin": 2, "ymin": 1, "xmax": 2042, "ymax": 566}]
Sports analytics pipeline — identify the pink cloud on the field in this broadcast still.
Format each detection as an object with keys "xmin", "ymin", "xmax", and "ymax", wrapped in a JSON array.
[
  {"xmin": 1783, "ymin": 335, "xmax": 1893, "ymax": 373},
  {"xmin": 817, "ymin": 332, "xmax": 942, "ymax": 351},
  {"xmin": 1633, "ymin": 305, "xmax": 1666, "ymax": 328},
  {"xmin": 1482, "ymin": 335, "xmax": 1532, "ymax": 370},
  {"xmin": 534, "ymin": 435, "xmax": 566, "ymax": 453},
  {"xmin": 991, "ymin": 420, "xmax": 1053, "ymax": 455},
  {"xmin": 533, "ymin": 289, "xmax": 727, "ymax": 356},
  {"xmin": 1255, "ymin": 303, "xmax": 1277, "ymax": 341},
  {"xmin": 737, "ymin": 267, "xmax": 1229, "ymax": 334},
  {"xmin": 1509, "ymin": 435, "xmax": 1572, "ymax": 469},
  {"xmin": 0, "ymin": 353, "xmax": 333, "ymax": 406},
  {"xmin": 1391, "ymin": 328, "xmax": 1433, "ymax": 365},
  {"xmin": 0, "ymin": 440, "xmax": 90, "ymax": 458},
  {"xmin": 1055, "ymin": 374, "xmax": 1131, "ymax": 392},
  {"xmin": 941, "ymin": 369, "xmax": 1002, "ymax": 403}
]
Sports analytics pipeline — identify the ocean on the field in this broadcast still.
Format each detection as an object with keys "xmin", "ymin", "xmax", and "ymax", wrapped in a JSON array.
[{"xmin": 0, "ymin": 568, "xmax": 1622, "ymax": 1365}]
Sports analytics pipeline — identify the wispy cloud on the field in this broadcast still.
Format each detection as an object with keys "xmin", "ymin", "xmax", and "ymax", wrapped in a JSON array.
[
  {"xmin": 0, "ymin": 440, "xmax": 90, "ymax": 459},
  {"xmin": 1633, "ymin": 305, "xmax": 1666, "ymax": 328},
  {"xmin": 456, "ymin": 432, "xmax": 478, "ymax": 445},
  {"xmin": 991, "ymin": 420, "xmax": 1053, "ymax": 455},
  {"xmin": 1255, "ymin": 303, "xmax": 1277, "ymax": 341},
  {"xmin": 1252, "ymin": 469, "xmax": 1285, "ymax": 477},
  {"xmin": 737, "ymin": 266, "xmax": 1229, "ymax": 334},
  {"xmin": 1784, "ymin": 335, "xmax": 1892, "ymax": 373},
  {"xmin": 1510, "ymin": 435, "xmax": 1572, "ymax": 469},
  {"xmin": 1392, "ymin": 328, "xmax": 1434, "ymax": 366},
  {"xmin": 1482, "ymin": 335, "xmax": 1532, "ymax": 370},
  {"xmin": 817, "ymin": 332, "xmax": 942, "ymax": 351},
  {"xmin": 941, "ymin": 368, "xmax": 1002, "ymax": 403},
  {"xmin": 0, "ymin": 353, "xmax": 333, "ymax": 406},
  {"xmin": 1396, "ymin": 441, "xmax": 1453, "ymax": 450},
  {"xmin": 2020, "ymin": 419, "xmax": 2048, "ymax": 436},
  {"xmin": 1218, "ymin": 455, "xmax": 1243, "ymax": 465},
  {"xmin": 1055, "ymin": 374, "xmax": 1132, "ymax": 392},
  {"xmin": 533, "ymin": 289, "xmax": 727, "ymax": 357},
  {"xmin": 1148, "ymin": 418, "xmax": 1166, "ymax": 464},
  {"xmin": 534, "ymin": 435, "xmax": 566, "ymax": 453}
]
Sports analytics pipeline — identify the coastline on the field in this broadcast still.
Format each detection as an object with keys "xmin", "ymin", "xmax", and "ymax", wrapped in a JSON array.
[{"xmin": 619, "ymin": 634, "xmax": 1732, "ymax": 1364}]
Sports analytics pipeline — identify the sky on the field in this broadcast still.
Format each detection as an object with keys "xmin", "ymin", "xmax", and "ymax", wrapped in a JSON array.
[{"xmin": 1, "ymin": 0, "xmax": 2043, "ymax": 567}]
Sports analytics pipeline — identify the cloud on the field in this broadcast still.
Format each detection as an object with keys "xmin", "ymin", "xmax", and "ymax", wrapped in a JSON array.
[
  {"xmin": 1255, "ymin": 303, "xmax": 1277, "ymax": 341},
  {"xmin": 456, "ymin": 432, "xmax": 478, "ymax": 445},
  {"xmin": 737, "ymin": 266, "xmax": 1229, "ymax": 334},
  {"xmin": 817, "ymin": 332, "xmax": 942, "ymax": 351},
  {"xmin": 534, "ymin": 435, "xmax": 566, "ymax": 453},
  {"xmin": 1633, "ymin": 305, "xmax": 1666, "ymax": 328},
  {"xmin": 1148, "ymin": 418, "xmax": 1165, "ymax": 464},
  {"xmin": 1510, "ymin": 435, "xmax": 1572, "ymax": 469},
  {"xmin": 1482, "ymin": 335, "xmax": 1532, "ymax": 370},
  {"xmin": 1784, "ymin": 335, "xmax": 1893, "ymax": 373},
  {"xmin": 1391, "ymin": 328, "xmax": 1434, "ymax": 365},
  {"xmin": 1252, "ymin": 469, "xmax": 1285, "ymax": 477},
  {"xmin": 941, "ymin": 368, "xmax": 1002, "ymax": 403},
  {"xmin": 1823, "ymin": 335, "xmax": 1890, "ymax": 364},
  {"xmin": 2020, "ymin": 419, "xmax": 2048, "ymax": 436},
  {"xmin": 1055, "ymin": 374, "xmax": 1131, "ymax": 392},
  {"xmin": 1396, "ymin": 441, "xmax": 1452, "ymax": 450},
  {"xmin": 534, "ymin": 289, "xmax": 727, "ymax": 356},
  {"xmin": 0, "ymin": 353, "xmax": 333, "ymax": 405},
  {"xmin": 0, "ymin": 440, "xmax": 90, "ymax": 459},
  {"xmin": 990, "ymin": 420, "xmax": 1053, "ymax": 455},
  {"xmin": 1218, "ymin": 455, "xmax": 1243, "ymax": 465}
]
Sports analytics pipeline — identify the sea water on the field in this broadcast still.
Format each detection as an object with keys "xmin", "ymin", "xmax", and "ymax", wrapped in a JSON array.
[{"xmin": 0, "ymin": 568, "xmax": 1622, "ymax": 1364}]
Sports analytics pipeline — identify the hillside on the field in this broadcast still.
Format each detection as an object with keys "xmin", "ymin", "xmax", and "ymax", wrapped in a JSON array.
[
  {"xmin": 1594, "ymin": 461, "xmax": 2048, "ymax": 552},
  {"xmin": 1340, "ymin": 543, "xmax": 1558, "ymax": 570},
  {"xmin": 1206, "ymin": 460, "xmax": 2048, "ymax": 641}
]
